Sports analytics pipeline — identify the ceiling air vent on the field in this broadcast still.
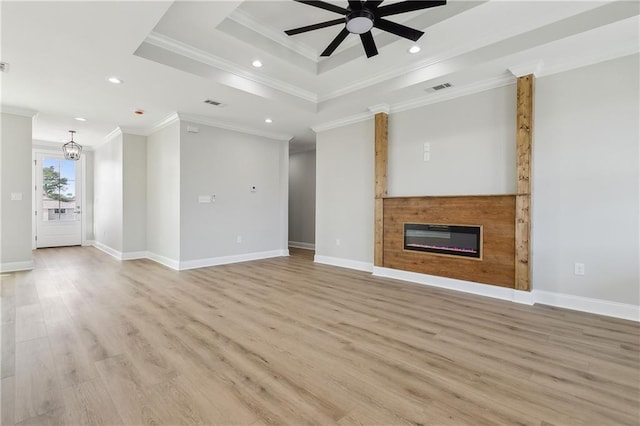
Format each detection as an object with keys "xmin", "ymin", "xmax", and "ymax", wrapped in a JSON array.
[
  {"xmin": 204, "ymin": 99, "xmax": 223, "ymax": 107},
  {"xmin": 425, "ymin": 82, "xmax": 452, "ymax": 93}
]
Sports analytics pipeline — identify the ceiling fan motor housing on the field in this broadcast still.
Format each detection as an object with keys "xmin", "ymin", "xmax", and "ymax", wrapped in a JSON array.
[{"xmin": 346, "ymin": 8, "xmax": 375, "ymax": 34}]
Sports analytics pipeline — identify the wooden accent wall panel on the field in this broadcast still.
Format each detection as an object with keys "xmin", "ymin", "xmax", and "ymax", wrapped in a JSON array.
[
  {"xmin": 374, "ymin": 113, "xmax": 388, "ymax": 267},
  {"xmin": 383, "ymin": 195, "xmax": 516, "ymax": 288},
  {"xmin": 515, "ymin": 74, "xmax": 533, "ymax": 291}
]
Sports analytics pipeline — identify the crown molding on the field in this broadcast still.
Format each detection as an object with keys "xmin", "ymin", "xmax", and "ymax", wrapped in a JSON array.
[
  {"xmin": 227, "ymin": 9, "xmax": 319, "ymax": 62},
  {"xmin": 313, "ymin": 74, "xmax": 516, "ymax": 133},
  {"xmin": 145, "ymin": 32, "xmax": 317, "ymax": 104},
  {"xmin": 89, "ymin": 126, "xmax": 122, "ymax": 150},
  {"xmin": 177, "ymin": 113, "xmax": 293, "ymax": 142},
  {"xmin": 146, "ymin": 112, "xmax": 179, "ymax": 136},
  {"xmin": 103, "ymin": 127, "xmax": 122, "ymax": 142},
  {"xmin": 368, "ymin": 104, "xmax": 390, "ymax": 115},
  {"xmin": 1, "ymin": 105, "xmax": 38, "ymax": 117},
  {"xmin": 392, "ymin": 74, "xmax": 515, "ymax": 114},
  {"xmin": 311, "ymin": 111, "xmax": 374, "ymax": 133},
  {"xmin": 537, "ymin": 43, "xmax": 639, "ymax": 78},
  {"xmin": 509, "ymin": 61, "xmax": 544, "ymax": 78},
  {"xmin": 119, "ymin": 127, "xmax": 148, "ymax": 137}
]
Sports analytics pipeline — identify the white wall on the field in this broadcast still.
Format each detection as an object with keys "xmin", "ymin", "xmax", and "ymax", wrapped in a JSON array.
[
  {"xmin": 389, "ymin": 85, "xmax": 516, "ymax": 196},
  {"xmin": 0, "ymin": 112, "xmax": 33, "ymax": 271},
  {"xmin": 316, "ymin": 120, "xmax": 374, "ymax": 265},
  {"xmin": 83, "ymin": 150, "xmax": 94, "ymax": 242},
  {"xmin": 93, "ymin": 132, "xmax": 123, "ymax": 252},
  {"xmin": 179, "ymin": 121, "xmax": 288, "ymax": 261},
  {"xmin": 122, "ymin": 133, "xmax": 147, "ymax": 253},
  {"xmin": 146, "ymin": 121, "xmax": 180, "ymax": 262},
  {"xmin": 533, "ymin": 54, "xmax": 639, "ymax": 305},
  {"xmin": 289, "ymin": 149, "xmax": 316, "ymax": 247}
]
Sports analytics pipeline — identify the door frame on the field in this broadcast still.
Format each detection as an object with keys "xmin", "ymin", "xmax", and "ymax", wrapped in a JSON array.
[{"xmin": 32, "ymin": 147, "xmax": 88, "ymax": 249}]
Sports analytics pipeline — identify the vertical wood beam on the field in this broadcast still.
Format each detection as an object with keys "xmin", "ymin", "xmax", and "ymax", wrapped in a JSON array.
[
  {"xmin": 515, "ymin": 74, "xmax": 533, "ymax": 291},
  {"xmin": 374, "ymin": 112, "xmax": 388, "ymax": 267}
]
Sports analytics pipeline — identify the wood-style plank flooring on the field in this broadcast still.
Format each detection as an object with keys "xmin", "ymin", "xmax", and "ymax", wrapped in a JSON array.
[{"xmin": 1, "ymin": 246, "xmax": 639, "ymax": 425}]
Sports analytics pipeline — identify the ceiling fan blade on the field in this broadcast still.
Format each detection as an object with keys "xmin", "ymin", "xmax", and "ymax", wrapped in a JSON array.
[
  {"xmin": 321, "ymin": 28, "xmax": 350, "ymax": 56},
  {"xmin": 285, "ymin": 18, "xmax": 345, "ymax": 36},
  {"xmin": 377, "ymin": 0, "xmax": 446, "ymax": 17},
  {"xmin": 348, "ymin": 1, "xmax": 363, "ymax": 10},
  {"xmin": 294, "ymin": 0, "xmax": 349, "ymax": 15},
  {"xmin": 374, "ymin": 18, "xmax": 424, "ymax": 41},
  {"xmin": 360, "ymin": 31, "xmax": 378, "ymax": 58},
  {"xmin": 364, "ymin": 0, "xmax": 384, "ymax": 9}
]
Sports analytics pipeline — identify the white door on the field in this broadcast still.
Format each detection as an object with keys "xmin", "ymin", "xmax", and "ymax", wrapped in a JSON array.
[{"xmin": 36, "ymin": 153, "xmax": 82, "ymax": 247}]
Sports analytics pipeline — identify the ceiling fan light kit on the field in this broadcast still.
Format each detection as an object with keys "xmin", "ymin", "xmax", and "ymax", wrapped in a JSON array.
[
  {"xmin": 285, "ymin": 0, "xmax": 446, "ymax": 58},
  {"xmin": 346, "ymin": 9, "xmax": 375, "ymax": 34}
]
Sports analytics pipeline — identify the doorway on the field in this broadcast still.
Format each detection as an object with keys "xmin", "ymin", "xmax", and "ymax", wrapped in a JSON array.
[
  {"xmin": 35, "ymin": 152, "xmax": 82, "ymax": 247},
  {"xmin": 288, "ymin": 147, "xmax": 316, "ymax": 251}
]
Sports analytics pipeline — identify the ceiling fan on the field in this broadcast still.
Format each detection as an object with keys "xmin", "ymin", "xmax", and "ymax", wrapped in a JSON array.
[{"xmin": 284, "ymin": 0, "xmax": 446, "ymax": 58}]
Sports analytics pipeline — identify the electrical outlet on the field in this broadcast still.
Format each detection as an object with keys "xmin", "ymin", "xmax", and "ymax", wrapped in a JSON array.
[
  {"xmin": 574, "ymin": 263, "xmax": 585, "ymax": 276},
  {"xmin": 237, "ymin": 235, "xmax": 242, "ymax": 244},
  {"xmin": 336, "ymin": 238, "xmax": 341, "ymax": 246}
]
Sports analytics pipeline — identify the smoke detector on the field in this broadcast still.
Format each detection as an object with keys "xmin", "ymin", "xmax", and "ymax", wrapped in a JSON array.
[{"xmin": 0, "ymin": 62, "xmax": 9, "ymax": 73}]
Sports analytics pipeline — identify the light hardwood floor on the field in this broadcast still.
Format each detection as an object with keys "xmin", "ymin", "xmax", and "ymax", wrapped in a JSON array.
[{"xmin": 1, "ymin": 246, "xmax": 639, "ymax": 425}]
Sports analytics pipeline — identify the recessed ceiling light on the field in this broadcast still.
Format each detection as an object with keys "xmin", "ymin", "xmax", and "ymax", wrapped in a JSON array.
[
  {"xmin": 265, "ymin": 118, "xmax": 272, "ymax": 123},
  {"xmin": 74, "ymin": 117, "xmax": 87, "ymax": 122},
  {"xmin": 252, "ymin": 60, "xmax": 263, "ymax": 68},
  {"xmin": 107, "ymin": 76, "xmax": 123, "ymax": 84},
  {"xmin": 408, "ymin": 45, "xmax": 421, "ymax": 54}
]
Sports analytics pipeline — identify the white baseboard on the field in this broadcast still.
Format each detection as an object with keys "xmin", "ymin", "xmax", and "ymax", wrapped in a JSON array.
[
  {"xmin": 0, "ymin": 260, "xmax": 34, "ymax": 273},
  {"xmin": 288, "ymin": 241, "xmax": 315, "ymax": 250},
  {"xmin": 145, "ymin": 251, "xmax": 180, "ymax": 270},
  {"xmin": 92, "ymin": 241, "xmax": 123, "ymax": 260},
  {"xmin": 179, "ymin": 249, "xmax": 289, "ymax": 270},
  {"xmin": 92, "ymin": 242, "xmax": 148, "ymax": 262},
  {"xmin": 318, "ymin": 257, "xmax": 637, "ymax": 322},
  {"xmin": 91, "ymin": 242, "xmax": 288, "ymax": 272},
  {"xmin": 372, "ymin": 266, "xmax": 534, "ymax": 305},
  {"xmin": 314, "ymin": 255, "xmax": 373, "ymax": 272},
  {"xmin": 121, "ymin": 251, "xmax": 147, "ymax": 260},
  {"xmin": 534, "ymin": 290, "xmax": 639, "ymax": 322}
]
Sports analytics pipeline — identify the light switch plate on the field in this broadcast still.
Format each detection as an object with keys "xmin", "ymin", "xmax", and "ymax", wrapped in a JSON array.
[{"xmin": 198, "ymin": 195, "xmax": 211, "ymax": 203}]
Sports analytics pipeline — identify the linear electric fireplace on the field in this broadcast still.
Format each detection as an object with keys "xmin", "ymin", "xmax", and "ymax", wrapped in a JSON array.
[{"xmin": 404, "ymin": 223, "xmax": 482, "ymax": 259}]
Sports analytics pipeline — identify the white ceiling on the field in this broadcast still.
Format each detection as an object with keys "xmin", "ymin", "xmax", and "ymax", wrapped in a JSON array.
[{"xmin": 1, "ymin": 1, "xmax": 638, "ymax": 153}]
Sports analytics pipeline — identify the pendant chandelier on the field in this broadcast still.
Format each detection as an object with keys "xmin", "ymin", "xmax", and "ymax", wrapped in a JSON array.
[{"xmin": 62, "ymin": 130, "xmax": 82, "ymax": 161}]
